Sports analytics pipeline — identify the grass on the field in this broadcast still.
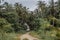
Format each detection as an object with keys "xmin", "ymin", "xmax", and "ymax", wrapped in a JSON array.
[
  {"xmin": 29, "ymin": 31, "xmax": 40, "ymax": 39},
  {"xmin": 0, "ymin": 32, "xmax": 22, "ymax": 40}
]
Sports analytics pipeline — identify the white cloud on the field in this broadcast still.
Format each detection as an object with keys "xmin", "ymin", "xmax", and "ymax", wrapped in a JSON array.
[
  {"xmin": 4, "ymin": 0, "xmax": 38, "ymax": 11},
  {"xmin": 4, "ymin": 0, "xmax": 57, "ymax": 11}
]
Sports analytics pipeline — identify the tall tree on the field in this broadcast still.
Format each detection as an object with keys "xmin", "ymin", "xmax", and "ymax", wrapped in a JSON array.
[{"xmin": 38, "ymin": 1, "xmax": 46, "ymax": 18}]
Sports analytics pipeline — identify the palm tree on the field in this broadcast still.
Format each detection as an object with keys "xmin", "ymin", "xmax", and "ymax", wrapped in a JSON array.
[
  {"xmin": 3, "ymin": 2, "xmax": 13, "ymax": 12},
  {"xmin": 48, "ymin": 0, "xmax": 55, "ymax": 26},
  {"xmin": 57, "ymin": 0, "xmax": 60, "ymax": 19},
  {"xmin": 0, "ymin": 0, "xmax": 4, "ymax": 18},
  {"xmin": 58, "ymin": 0, "xmax": 60, "ymax": 6},
  {"xmin": 38, "ymin": 1, "xmax": 46, "ymax": 18},
  {"xmin": 50, "ymin": 0, "xmax": 55, "ymax": 16}
]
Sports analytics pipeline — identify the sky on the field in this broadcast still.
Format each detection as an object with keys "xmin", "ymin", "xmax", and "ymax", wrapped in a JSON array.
[{"xmin": 4, "ymin": 0, "xmax": 57, "ymax": 11}]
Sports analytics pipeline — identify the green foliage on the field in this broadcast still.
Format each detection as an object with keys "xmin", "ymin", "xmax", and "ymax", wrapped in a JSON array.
[
  {"xmin": 0, "ymin": 33, "xmax": 18, "ymax": 40},
  {"xmin": 0, "ymin": 18, "xmax": 13, "ymax": 32},
  {"xmin": 39, "ymin": 18, "xmax": 50, "ymax": 29}
]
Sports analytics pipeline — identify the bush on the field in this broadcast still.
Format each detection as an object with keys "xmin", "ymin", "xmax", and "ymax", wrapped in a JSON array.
[{"xmin": 0, "ymin": 32, "xmax": 18, "ymax": 40}]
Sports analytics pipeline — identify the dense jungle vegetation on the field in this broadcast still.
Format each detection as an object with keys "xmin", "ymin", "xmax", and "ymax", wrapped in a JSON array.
[{"xmin": 0, "ymin": 0, "xmax": 60, "ymax": 40}]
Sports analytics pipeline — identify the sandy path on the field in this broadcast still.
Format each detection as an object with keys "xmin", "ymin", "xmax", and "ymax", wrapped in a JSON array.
[{"xmin": 20, "ymin": 32, "xmax": 39, "ymax": 40}]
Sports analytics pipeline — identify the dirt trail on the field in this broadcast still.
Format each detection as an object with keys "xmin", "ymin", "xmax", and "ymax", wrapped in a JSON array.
[{"xmin": 20, "ymin": 32, "xmax": 39, "ymax": 40}]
